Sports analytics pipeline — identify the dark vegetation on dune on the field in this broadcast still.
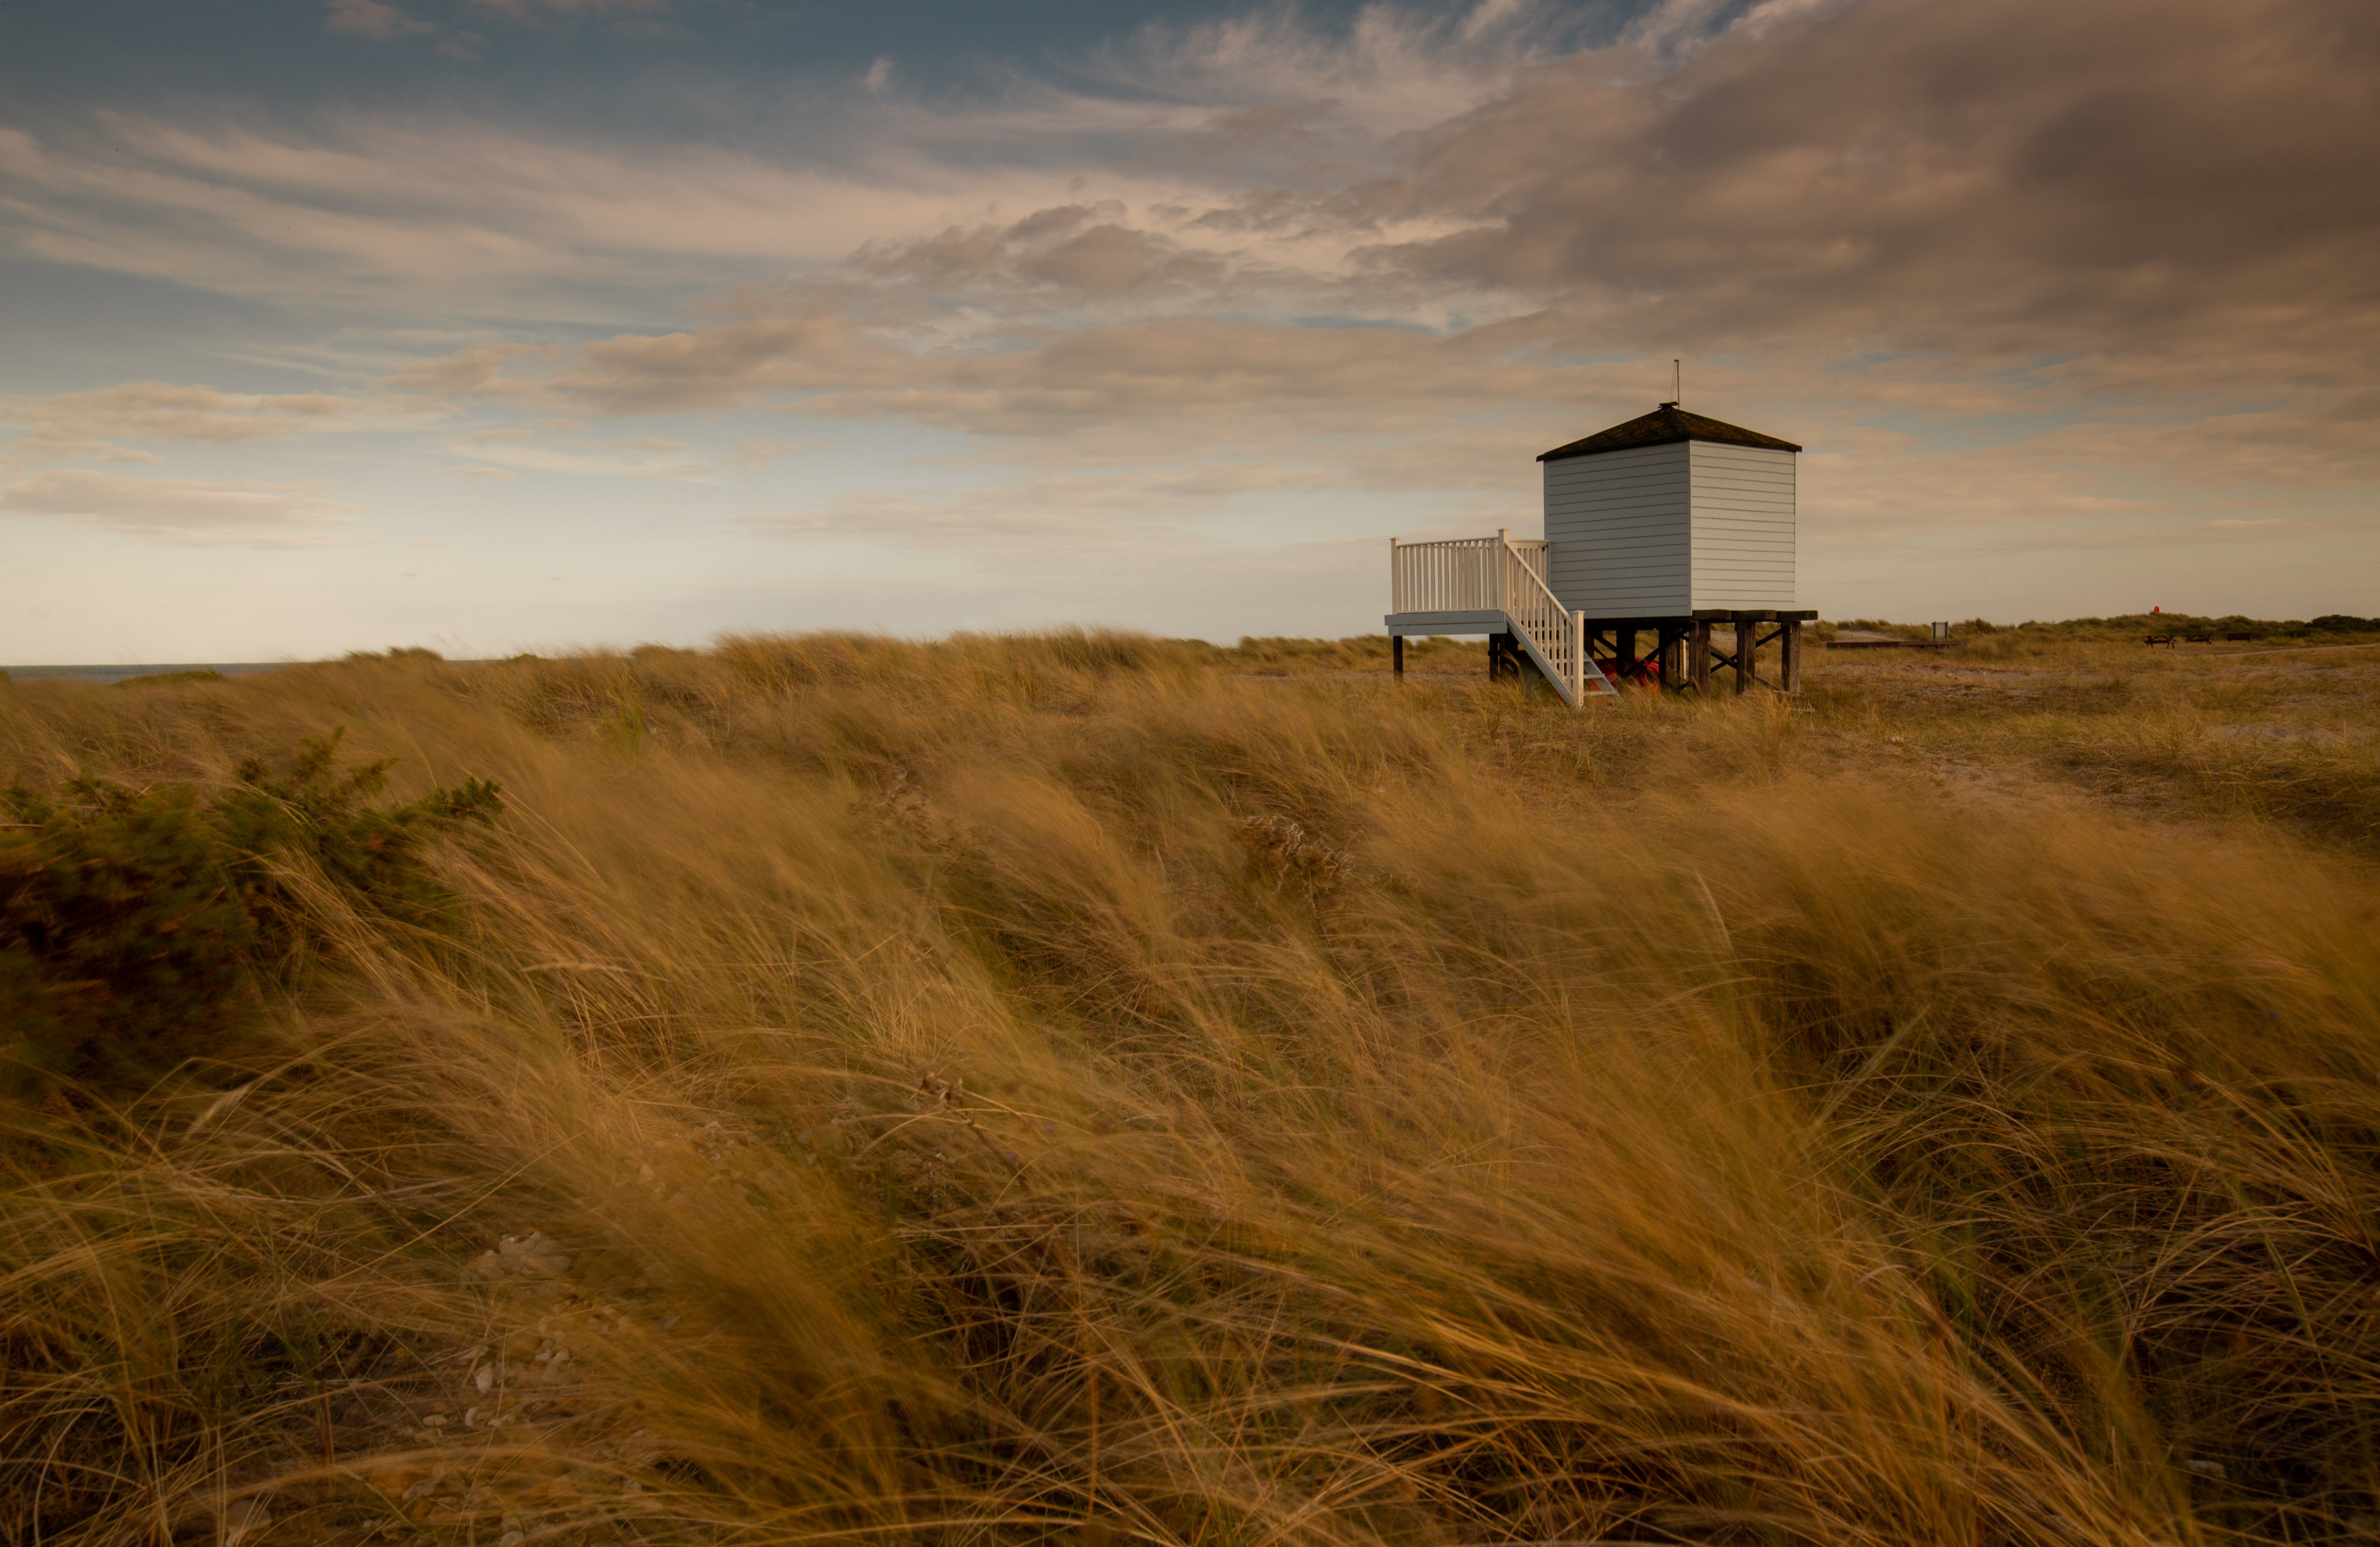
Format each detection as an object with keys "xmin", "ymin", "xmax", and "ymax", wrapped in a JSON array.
[
  {"xmin": 1, "ymin": 631, "xmax": 2377, "ymax": 1547},
  {"xmin": 3, "ymin": 732, "xmax": 500, "ymax": 1091}
]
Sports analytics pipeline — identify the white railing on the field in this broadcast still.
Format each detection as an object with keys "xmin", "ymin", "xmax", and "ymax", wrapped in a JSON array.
[
  {"xmin": 1390, "ymin": 530, "xmax": 1602, "ymax": 706},
  {"xmin": 1390, "ymin": 531, "xmax": 1547, "ymax": 612}
]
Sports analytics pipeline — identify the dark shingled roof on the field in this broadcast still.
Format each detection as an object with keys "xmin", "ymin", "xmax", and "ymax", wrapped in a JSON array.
[{"xmin": 1539, "ymin": 403, "xmax": 1801, "ymax": 462}]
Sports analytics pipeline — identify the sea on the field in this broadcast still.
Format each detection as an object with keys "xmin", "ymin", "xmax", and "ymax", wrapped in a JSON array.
[{"xmin": 1, "ymin": 663, "xmax": 293, "ymax": 685}]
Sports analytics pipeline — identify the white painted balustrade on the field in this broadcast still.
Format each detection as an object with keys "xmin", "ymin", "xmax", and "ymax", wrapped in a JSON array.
[
  {"xmin": 1390, "ymin": 533, "xmax": 1546, "ymax": 612},
  {"xmin": 1390, "ymin": 531, "xmax": 1601, "ymax": 706}
]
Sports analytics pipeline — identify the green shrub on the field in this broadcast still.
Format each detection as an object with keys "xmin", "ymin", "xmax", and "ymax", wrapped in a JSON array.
[
  {"xmin": 109, "ymin": 668, "xmax": 226, "ymax": 687},
  {"xmin": 0, "ymin": 731, "xmax": 500, "ymax": 1092}
]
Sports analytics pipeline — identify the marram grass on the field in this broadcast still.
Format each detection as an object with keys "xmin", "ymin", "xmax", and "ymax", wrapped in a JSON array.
[{"xmin": 2, "ymin": 631, "xmax": 2377, "ymax": 1547}]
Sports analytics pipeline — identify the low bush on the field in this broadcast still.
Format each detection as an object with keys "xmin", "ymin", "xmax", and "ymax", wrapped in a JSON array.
[
  {"xmin": 0, "ymin": 731, "xmax": 500, "ymax": 1092},
  {"xmin": 109, "ymin": 667, "xmax": 226, "ymax": 687}
]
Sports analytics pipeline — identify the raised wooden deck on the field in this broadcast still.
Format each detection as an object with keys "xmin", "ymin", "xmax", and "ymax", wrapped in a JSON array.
[
  {"xmin": 1387, "ymin": 533, "xmax": 1814, "ymax": 698},
  {"xmin": 1385, "ymin": 534, "xmax": 1612, "ymax": 704}
]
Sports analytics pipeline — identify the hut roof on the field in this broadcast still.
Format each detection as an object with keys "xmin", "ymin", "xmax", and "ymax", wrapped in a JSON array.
[{"xmin": 1538, "ymin": 403, "xmax": 1801, "ymax": 462}]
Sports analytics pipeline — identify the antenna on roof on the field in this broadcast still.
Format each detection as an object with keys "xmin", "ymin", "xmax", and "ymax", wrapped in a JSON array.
[{"xmin": 1673, "ymin": 358, "xmax": 1681, "ymax": 405}]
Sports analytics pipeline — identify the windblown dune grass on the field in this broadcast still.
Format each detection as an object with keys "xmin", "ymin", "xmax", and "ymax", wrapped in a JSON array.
[{"xmin": 3, "ymin": 632, "xmax": 2378, "ymax": 1547}]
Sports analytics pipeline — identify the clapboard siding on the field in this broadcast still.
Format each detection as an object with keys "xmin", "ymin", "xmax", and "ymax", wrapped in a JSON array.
[
  {"xmin": 1542, "ymin": 442, "xmax": 1690, "ymax": 614},
  {"xmin": 1687, "ymin": 442, "xmax": 1794, "ymax": 609},
  {"xmin": 1692, "ymin": 479, "xmax": 1795, "ymax": 497},
  {"xmin": 1532, "ymin": 434, "xmax": 1795, "ymax": 617}
]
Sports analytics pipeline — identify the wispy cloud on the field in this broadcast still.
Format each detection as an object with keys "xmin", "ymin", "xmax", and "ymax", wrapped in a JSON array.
[
  {"xmin": 446, "ymin": 438, "xmax": 710, "ymax": 479},
  {"xmin": 0, "ymin": 118, "xmax": 1114, "ymax": 309},
  {"xmin": 323, "ymin": 0, "xmax": 436, "ymax": 41},
  {"xmin": 0, "ymin": 470, "xmax": 363, "ymax": 546},
  {"xmin": 1943, "ymin": 511, "xmax": 2380, "ymax": 557},
  {"xmin": 324, "ymin": 0, "xmax": 662, "ymax": 49},
  {"xmin": 2, "ymin": 382, "xmax": 444, "ymax": 459},
  {"xmin": 466, "ymin": 0, "xmax": 670, "ymax": 20}
]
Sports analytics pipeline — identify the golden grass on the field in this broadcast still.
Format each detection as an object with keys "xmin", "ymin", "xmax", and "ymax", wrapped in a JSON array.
[
  {"xmin": 1807, "ymin": 636, "xmax": 2380, "ymax": 847},
  {"xmin": 4, "ymin": 631, "xmax": 2379, "ymax": 1547}
]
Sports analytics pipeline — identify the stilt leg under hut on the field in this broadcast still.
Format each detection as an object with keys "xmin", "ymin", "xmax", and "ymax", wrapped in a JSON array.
[{"xmin": 1600, "ymin": 610, "xmax": 1813, "ymax": 696}]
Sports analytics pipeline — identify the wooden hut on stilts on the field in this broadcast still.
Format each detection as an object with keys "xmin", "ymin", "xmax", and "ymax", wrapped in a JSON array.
[{"xmin": 1385, "ymin": 402, "xmax": 1815, "ymax": 703}]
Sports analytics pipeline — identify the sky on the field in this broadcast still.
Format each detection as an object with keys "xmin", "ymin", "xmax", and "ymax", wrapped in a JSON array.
[{"xmin": 0, "ymin": 0, "xmax": 2374, "ymax": 661}]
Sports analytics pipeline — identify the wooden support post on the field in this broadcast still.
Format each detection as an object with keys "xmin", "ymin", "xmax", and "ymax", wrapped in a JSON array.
[
  {"xmin": 1614, "ymin": 627, "xmax": 1637, "ymax": 687},
  {"xmin": 1392, "ymin": 634, "xmax": 1404, "ymax": 679},
  {"xmin": 1661, "ymin": 628, "xmax": 1685, "ymax": 692},
  {"xmin": 1780, "ymin": 619, "xmax": 1801, "ymax": 693},
  {"xmin": 1690, "ymin": 620, "xmax": 1713, "ymax": 693},
  {"xmin": 1733, "ymin": 612, "xmax": 1754, "ymax": 695}
]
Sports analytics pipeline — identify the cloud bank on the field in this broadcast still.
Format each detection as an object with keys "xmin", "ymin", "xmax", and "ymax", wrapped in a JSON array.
[{"xmin": 1, "ymin": 0, "xmax": 2373, "ymax": 653}]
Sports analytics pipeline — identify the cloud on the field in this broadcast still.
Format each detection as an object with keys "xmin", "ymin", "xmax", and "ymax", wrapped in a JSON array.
[
  {"xmin": 466, "ymin": 0, "xmax": 669, "ymax": 19},
  {"xmin": 1944, "ymin": 511, "xmax": 2380, "ymax": 557},
  {"xmin": 323, "ymin": 0, "xmax": 435, "ymax": 41},
  {"xmin": 7, "ymin": 0, "xmax": 2371, "ymax": 598},
  {"xmin": 734, "ymin": 438, "xmax": 798, "ymax": 468},
  {"xmin": 444, "ymin": 435, "xmax": 710, "ymax": 479},
  {"xmin": 1369, "ymin": 0, "xmax": 2378, "ymax": 389},
  {"xmin": 0, "ymin": 9, "xmax": 1522, "ymax": 320},
  {"xmin": 855, "ymin": 207, "xmax": 1232, "ymax": 301},
  {"xmin": 384, "ymin": 343, "xmax": 558, "ymax": 399},
  {"xmin": 2, "ymin": 382, "xmax": 442, "ymax": 458},
  {"xmin": 547, "ymin": 312, "xmax": 890, "ymax": 413},
  {"xmin": 9, "ymin": 0, "xmax": 2370, "ymax": 385},
  {"xmin": 740, "ymin": 451, "xmax": 1490, "ymax": 559},
  {"xmin": 0, "ymin": 470, "xmax": 361, "ymax": 546},
  {"xmin": 0, "ymin": 117, "xmax": 1105, "ymax": 309},
  {"xmin": 1086, "ymin": 0, "xmax": 1582, "ymax": 142},
  {"xmin": 740, "ymin": 488, "xmax": 1120, "ymax": 549},
  {"xmin": 515, "ymin": 304, "xmax": 1581, "ymax": 432},
  {"xmin": 350, "ymin": 0, "xmax": 2368, "ymax": 458},
  {"xmin": 2024, "ymin": 403, "xmax": 2380, "ymax": 489}
]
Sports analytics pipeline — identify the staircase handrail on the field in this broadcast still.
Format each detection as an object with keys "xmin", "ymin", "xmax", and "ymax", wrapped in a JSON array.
[{"xmin": 1493, "ymin": 533, "xmax": 1594, "ymax": 705}]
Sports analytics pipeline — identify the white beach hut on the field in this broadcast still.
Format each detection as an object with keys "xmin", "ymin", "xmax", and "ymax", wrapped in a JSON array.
[{"xmin": 1386, "ymin": 403, "xmax": 1815, "ymax": 703}]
